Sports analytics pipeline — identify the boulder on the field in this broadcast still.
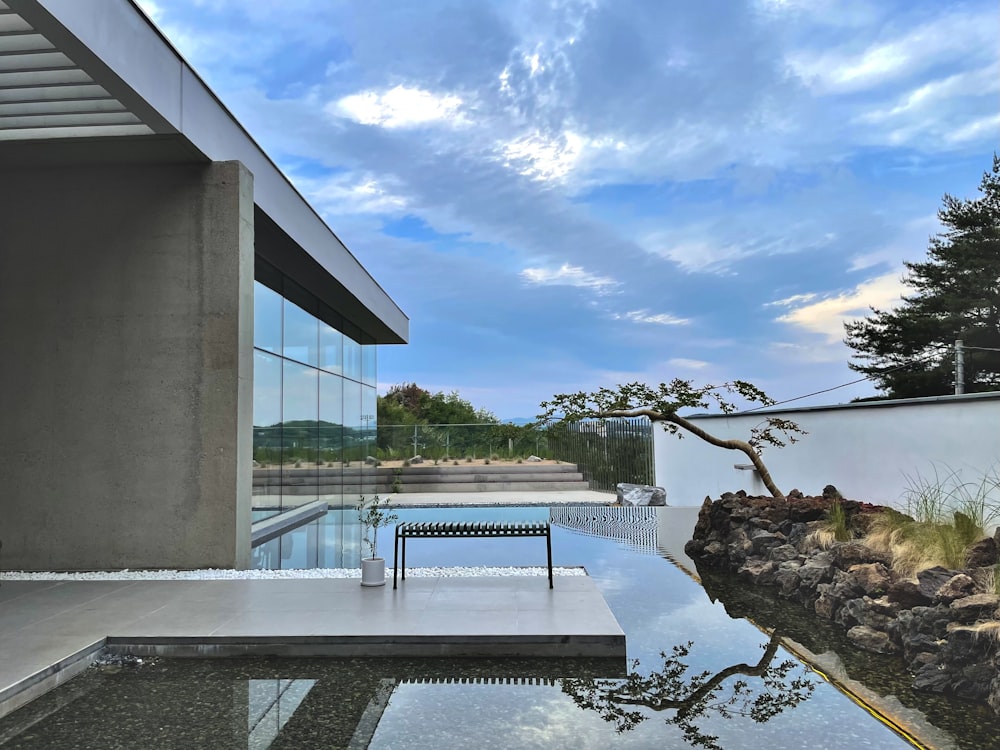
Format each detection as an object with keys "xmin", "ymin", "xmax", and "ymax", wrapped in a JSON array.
[
  {"xmin": 526, "ymin": 455, "xmax": 543, "ymax": 462},
  {"xmin": 935, "ymin": 573, "xmax": 976, "ymax": 603},
  {"xmin": 965, "ymin": 537, "xmax": 999, "ymax": 568},
  {"xmin": 949, "ymin": 594, "xmax": 1000, "ymax": 624},
  {"xmin": 847, "ymin": 562, "xmax": 892, "ymax": 597},
  {"xmin": 887, "ymin": 579, "xmax": 931, "ymax": 609},
  {"xmin": 409, "ymin": 455, "xmax": 424, "ymax": 464},
  {"xmin": 917, "ymin": 566, "xmax": 956, "ymax": 600},
  {"xmin": 616, "ymin": 483, "xmax": 667, "ymax": 506},
  {"xmin": 848, "ymin": 625, "xmax": 897, "ymax": 654}
]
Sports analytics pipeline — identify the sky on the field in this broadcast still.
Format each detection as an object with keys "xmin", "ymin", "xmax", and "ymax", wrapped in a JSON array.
[{"xmin": 137, "ymin": 0, "xmax": 999, "ymax": 420}]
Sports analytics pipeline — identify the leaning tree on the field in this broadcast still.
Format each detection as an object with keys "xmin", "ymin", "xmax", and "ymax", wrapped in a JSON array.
[{"xmin": 538, "ymin": 380, "xmax": 804, "ymax": 499}]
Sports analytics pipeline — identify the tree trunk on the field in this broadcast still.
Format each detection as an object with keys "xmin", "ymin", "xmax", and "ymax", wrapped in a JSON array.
[{"xmin": 600, "ymin": 408, "xmax": 786, "ymax": 499}]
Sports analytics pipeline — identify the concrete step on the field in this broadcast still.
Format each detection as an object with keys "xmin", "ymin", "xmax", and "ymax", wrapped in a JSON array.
[
  {"xmin": 254, "ymin": 480, "xmax": 593, "ymax": 496},
  {"xmin": 252, "ymin": 463, "xmax": 589, "ymax": 494}
]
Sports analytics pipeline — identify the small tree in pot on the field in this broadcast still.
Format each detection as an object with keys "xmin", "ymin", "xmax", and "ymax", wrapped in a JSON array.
[{"xmin": 358, "ymin": 494, "xmax": 398, "ymax": 587}]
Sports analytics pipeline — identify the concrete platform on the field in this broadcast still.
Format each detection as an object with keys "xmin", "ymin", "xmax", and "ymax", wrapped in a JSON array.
[
  {"xmin": 377, "ymin": 490, "xmax": 614, "ymax": 507},
  {"xmin": 0, "ymin": 575, "xmax": 624, "ymax": 721}
]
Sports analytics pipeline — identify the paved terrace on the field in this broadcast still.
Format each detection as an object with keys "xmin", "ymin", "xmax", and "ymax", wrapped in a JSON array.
[
  {"xmin": 0, "ymin": 575, "xmax": 623, "ymax": 720},
  {"xmin": 0, "ymin": 490, "xmax": 648, "ymax": 720}
]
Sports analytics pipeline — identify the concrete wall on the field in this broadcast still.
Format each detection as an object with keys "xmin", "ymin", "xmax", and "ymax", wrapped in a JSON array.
[
  {"xmin": 654, "ymin": 394, "xmax": 1000, "ymax": 508},
  {"xmin": 0, "ymin": 160, "xmax": 254, "ymax": 570}
]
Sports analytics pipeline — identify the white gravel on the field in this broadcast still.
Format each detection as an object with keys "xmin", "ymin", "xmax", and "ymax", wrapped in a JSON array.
[{"xmin": 0, "ymin": 566, "xmax": 586, "ymax": 581}]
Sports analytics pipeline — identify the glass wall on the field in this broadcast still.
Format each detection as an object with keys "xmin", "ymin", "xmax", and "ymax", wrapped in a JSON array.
[{"xmin": 250, "ymin": 262, "xmax": 377, "ymax": 567}]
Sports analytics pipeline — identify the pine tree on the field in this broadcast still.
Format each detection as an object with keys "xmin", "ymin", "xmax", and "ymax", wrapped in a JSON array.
[{"xmin": 844, "ymin": 155, "xmax": 1000, "ymax": 397}]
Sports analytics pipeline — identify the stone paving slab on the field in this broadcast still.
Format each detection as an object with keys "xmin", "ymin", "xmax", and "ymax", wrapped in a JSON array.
[{"xmin": 0, "ymin": 575, "xmax": 624, "ymax": 721}]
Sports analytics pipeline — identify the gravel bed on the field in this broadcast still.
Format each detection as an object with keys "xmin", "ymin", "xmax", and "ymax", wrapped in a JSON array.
[{"xmin": 0, "ymin": 566, "xmax": 586, "ymax": 581}]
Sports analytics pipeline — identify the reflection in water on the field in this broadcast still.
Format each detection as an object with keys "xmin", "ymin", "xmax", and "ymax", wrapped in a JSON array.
[{"xmin": 562, "ymin": 632, "xmax": 815, "ymax": 750}]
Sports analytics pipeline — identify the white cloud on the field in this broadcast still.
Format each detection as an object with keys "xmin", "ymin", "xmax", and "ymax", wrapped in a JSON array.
[
  {"xmin": 499, "ymin": 130, "xmax": 586, "ymax": 182},
  {"xmin": 645, "ymin": 237, "xmax": 749, "ymax": 274},
  {"xmin": 788, "ymin": 11, "xmax": 996, "ymax": 94},
  {"xmin": 616, "ymin": 309, "xmax": 691, "ymax": 326},
  {"xmin": 847, "ymin": 214, "xmax": 939, "ymax": 272},
  {"xmin": 945, "ymin": 113, "xmax": 1000, "ymax": 144},
  {"xmin": 330, "ymin": 85, "xmax": 466, "ymax": 129},
  {"xmin": 775, "ymin": 272, "xmax": 906, "ymax": 342},
  {"xmin": 765, "ymin": 293, "xmax": 818, "ymax": 308},
  {"xmin": 298, "ymin": 172, "xmax": 409, "ymax": 217},
  {"xmin": 519, "ymin": 263, "xmax": 618, "ymax": 291},
  {"xmin": 668, "ymin": 357, "xmax": 710, "ymax": 369}
]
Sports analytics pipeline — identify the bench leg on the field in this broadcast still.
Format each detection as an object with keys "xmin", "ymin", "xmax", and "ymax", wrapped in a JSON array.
[
  {"xmin": 546, "ymin": 529, "xmax": 553, "ymax": 589},
  {"xmin": 393, "ymin": 529, "xmax": 400, "ymax": 589},
  {"xmin": 401, "ymin": 537, "xmax": 407, "ymax": 581}
]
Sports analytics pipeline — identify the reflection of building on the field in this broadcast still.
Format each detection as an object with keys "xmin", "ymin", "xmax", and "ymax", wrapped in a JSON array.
[
  {"xmin": 1, "ymin": 1, "xmax": 407, "ymax": 571},
  {"xmin": 550, "ymin": 507, "xmax": 659, "ymax": 551}
]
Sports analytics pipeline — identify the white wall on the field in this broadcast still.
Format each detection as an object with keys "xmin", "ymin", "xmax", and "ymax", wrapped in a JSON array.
[{"xmin": 654, "ymin": 393, "xmax": 1000, "ymax": 507}]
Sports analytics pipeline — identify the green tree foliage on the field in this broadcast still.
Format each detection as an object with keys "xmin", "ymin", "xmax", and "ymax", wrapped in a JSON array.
[
  {"xmin": 378, "ymin": 382, "xmax": 497, "ymax": 425},
  {"xmin": 845, "ymin": 156, "xmax": 1000, "ymax": 397},
  {"xmin": 539, "ymin": 380, "xmax": 804, "ymax": 499}
]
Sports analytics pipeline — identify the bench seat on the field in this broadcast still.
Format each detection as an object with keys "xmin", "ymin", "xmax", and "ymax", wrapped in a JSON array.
[{"xmin": 393, "ymin": 521, "xmax": 553, "ymax": 588}]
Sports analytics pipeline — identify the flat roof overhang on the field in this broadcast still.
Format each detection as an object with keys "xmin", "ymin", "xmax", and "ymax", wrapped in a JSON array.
[{"xmin": 1, "ymin": 0, "xmax": 408, "ymax": 344}]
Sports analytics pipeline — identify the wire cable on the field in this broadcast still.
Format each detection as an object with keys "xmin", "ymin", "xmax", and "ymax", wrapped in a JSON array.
[{"xmin": 741, "ymin": 343, "xmax": 956, "ymax": 413}]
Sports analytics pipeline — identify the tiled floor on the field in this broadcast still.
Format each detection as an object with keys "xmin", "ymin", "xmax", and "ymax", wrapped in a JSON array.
[{"xmin": 0, "ymin": 574, "xmax": 624, "ymax": 720}]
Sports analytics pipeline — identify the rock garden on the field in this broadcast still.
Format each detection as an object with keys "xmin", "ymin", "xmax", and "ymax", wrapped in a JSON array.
[{"xmin": 684, "ymin": 487, "xmax": 1000, "ymax": 715}]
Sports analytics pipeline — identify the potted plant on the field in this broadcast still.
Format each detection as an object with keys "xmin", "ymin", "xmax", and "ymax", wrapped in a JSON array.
[{"xmin": 358, "ymin": 494, "xmax": 398, "ymax": 587}]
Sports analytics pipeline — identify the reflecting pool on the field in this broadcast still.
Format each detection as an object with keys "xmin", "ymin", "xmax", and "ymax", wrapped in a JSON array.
[{"xmin": 2, "ymin": 506, "xmax": 998, "ymax": 749}]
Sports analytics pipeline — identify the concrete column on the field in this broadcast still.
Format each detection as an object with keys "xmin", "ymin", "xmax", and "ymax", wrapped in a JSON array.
[{"xmin": 0, "ymin": 160, "xmax": 254, "ymax": 570}]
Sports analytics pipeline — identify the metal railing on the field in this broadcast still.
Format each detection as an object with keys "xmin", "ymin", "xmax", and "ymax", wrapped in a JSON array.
[
  {"xmin": 376, "ymin": 423, "xmax": 550, "ymax": 462},
  {"xmin": 546, "ymin": 417, "xmax": 655, "ymax": 492}
]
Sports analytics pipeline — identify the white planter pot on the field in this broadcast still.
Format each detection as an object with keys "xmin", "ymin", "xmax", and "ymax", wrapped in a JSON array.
[{"xmin": 360, "ymin": 557, "xmax": 386, "ymax": 587}]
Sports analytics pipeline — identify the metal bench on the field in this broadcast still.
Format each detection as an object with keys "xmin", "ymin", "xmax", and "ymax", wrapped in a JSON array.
[{"xmin": 393, "ymin": 521, "xmax": 553, "ymax": 589}]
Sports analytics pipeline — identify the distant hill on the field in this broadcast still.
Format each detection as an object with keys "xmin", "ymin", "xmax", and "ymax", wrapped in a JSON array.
[{"xmin": 506, "ymin": 417, "xmax": 535, "ymax": 426}]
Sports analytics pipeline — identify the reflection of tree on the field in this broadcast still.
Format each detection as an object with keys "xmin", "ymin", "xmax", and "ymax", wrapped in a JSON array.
[{"xmin": 562, "ymin": 632, "xmax": 815, "ymax": 750}]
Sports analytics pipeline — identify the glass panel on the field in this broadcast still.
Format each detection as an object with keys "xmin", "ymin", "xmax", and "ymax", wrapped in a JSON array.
[
  {"xmin": 320, "ymin": 319, "xmax": 343, "ymax": 375},
  {"xmin": 343, "ymin": 332, "xmax": 362, "ymax": 383},
  {"xmin": 253, "ymin": 281, "xmax": 282, "ymax": 354},
  {"xmin": 361, "ymin": 344, "xmax": 377, "ymax": 386},
  {"xmin": 252, "ymin": 351, "xmax": 282, "ymax": 510},
  {"xmin": 283, "ymin": 297, "xmax": 318, "ymax": 367},
  {"xmin": 281, "ymin": 362, "xmax": 319, "ymax": 510},
  {"xmin": 344, "ymin": 380, "xmax": 364, "ymax": 467},
  {"xmin": 319, "ymin": 370, "xmax": 344, "ymax": 515},
  {"xmin": 361, "ymin": 385, "xmax": 377, "ymax": 495}
]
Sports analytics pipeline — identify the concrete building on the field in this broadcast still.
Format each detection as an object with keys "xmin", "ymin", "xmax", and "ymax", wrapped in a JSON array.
[{"xmin": 0, "ymin": 0, "xmax": 408, "ymax": 571}]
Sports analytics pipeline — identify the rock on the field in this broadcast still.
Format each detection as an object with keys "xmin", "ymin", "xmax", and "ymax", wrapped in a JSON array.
[
  {"xmin": 768, "ymin": 544, "xmax": 800, "ymax": 563},
  {"xmin": 949, "ymin": 594, "xmax": 1000, "ymax": 624},
  {"xmin": 965, "ymin": 537, "xmax": 999, "ymax": 568},
  {"xmin": 832, "ymin": 541, "xmax": 891, "ymax": 569},
  {"xmin": 887, "ymin": 579, "xmax": 931, "ymax": 609},
  {"xmin": 848, "ymin": 625, "xmax": 897, "ymax": 654},
  {"xmin": 616, "ymin": 483, "xmax": 667, "ymax": 506},
  {"xmin": 935, "ymin": 573, "xmax": 976, "ymax": 603},
  {"xmin": 409, "ymin": 455, "xmax": 424, "ymax": 464},
  {"xmin": 526, "ymin": 455, "xmax": 543, "ymax": 462},
  {"xmin": 917, "ymin": 566, "xmax": 956, "ymax": 600},
  {"xmin": 796, "ymin": 551, "xmax": 835, "ymax": 591},
  {"xmin": 750, "ymin": 530, "xmax": 785, "ymax": 556},
  {"xmin": 822, "ymin": 484, "xmax": 842, "ymax": 500},
  {"xmin": 847, "ymin": 562, "xmax": 891, "ymax": 597},
  {"xmin": 913, "ymin": 661, "xmax": 954, "ymax": 693},
  {"xmin": 365, "ymin": 455, "xmax": 378, "ymax": 465}
]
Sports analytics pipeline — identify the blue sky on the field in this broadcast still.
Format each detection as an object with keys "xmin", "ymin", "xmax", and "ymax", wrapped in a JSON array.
[{"xmin": 139, "ymin": 0, "xmax": 998, "ymax": 420}]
